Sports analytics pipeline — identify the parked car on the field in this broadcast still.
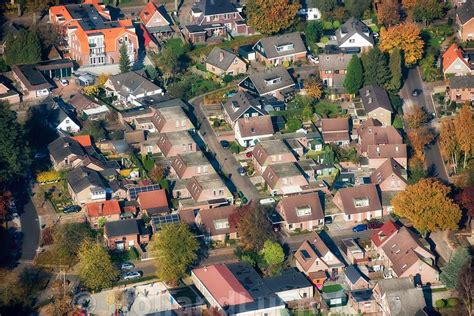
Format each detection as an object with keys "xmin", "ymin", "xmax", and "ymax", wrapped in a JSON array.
[
  {"xmin": 368, "ymin": 221, "xmax": 383, "ymax": 230},
  {"xmin": 60, "ymin": 79, "xmax": 69, "ymax": 86},
  {"xmin": 220, "ymin": 140, "xmax": 230, "ymax": 149},
  {"xmin": 246, "ymin": 151, "xmax": 253, "ymax": 158},
  {"xmin": 123, "ymin": 271, "xmax": 141, "ymax": 280},
  {"xmin": 324, "ymin": 216, "xmax": 333, "ymax": 225},
  {"xmin": 412, "ymin": 89, "xmax": 422, "ymax": 97},
  {"xmin": 352, "ymin": 224, "xmax": 368, "ymax": 232},
  {"xmin": 238, "ymin": 167, "xmax": 246, "ymax": 176},
  {"xmin": 121, "ymin": 262, "xmax": 135, "ymax": 270},
  {"xmin": 63, "ymin": 205, "xmax": 81, "ymax": 214},
  {"xmin": 308, "ymin": 54, "xmax": 319, "ymax": 64},
  {"xmin": 259, "ymin": 198, "xmax": 276, "ymax": 205}
]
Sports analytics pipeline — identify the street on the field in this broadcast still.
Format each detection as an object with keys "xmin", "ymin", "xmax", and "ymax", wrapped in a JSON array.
[
  {"xmin": 401, "ymin": 67, "xmax": 449, "ymax": 182},
  {"xmin": 19, "ymin": 197, "xmax": 40, "ymax": 262},
  {"xmin": 189, "ymin": 95, "xmax": 262, "ymax": 202}
]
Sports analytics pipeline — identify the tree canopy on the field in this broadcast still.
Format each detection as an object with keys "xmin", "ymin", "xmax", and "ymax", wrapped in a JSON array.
[
  {"xmin": 392, "ymin": 178, "xmax": 462, "ymax": 233},
  {"xmin": 387, "ymin": 48, "xmax": 402, "ymax": 91},
  {"xmin": 119, "ymin": 42, "xmax": 131, "ymax": 73},
  {"xmin": 149, "ymin": 222, "xmax": 198, "ymax": 285},
  {"xmin": 4, "ymin": 30, "xmax": 41, "ymax": 66},
  {"xmin": 440, "ymin": 247, "xmax": 472, "ymax": 289},
  {"xmin": 343, "ymin": 54, "xmax": 364, "ymax": 94},
  {"xmin": 376, "ymin": 0, "xmax": 400, "ymax": 27},
  {"xmin": 247, "ymin": 0, "xmax": 300, "ymax": 35},
  {"xmin": 78, "ymin": 240, "xmax": 118, "ymax": 291},
  {"xmin": 412, "ymin": 0, "xmax": 444, "ymax": 24},
  {"xmin": 52, "ymin": 222, "xmax": 96, "ymax": 264},
  {"xmin": 380, "ymin": 23, "xmax": 424, "ymax": 66},
  {"xmin": 345, "ymin": 0, "xmax": 371, "ymax": 18},
  {"xmin": 260, "ymin": 240, "xmax": 285, "ymax": 270},
  {"xmin": 361, "ymin": 47, "xmax": 391, "ymax": 87}
]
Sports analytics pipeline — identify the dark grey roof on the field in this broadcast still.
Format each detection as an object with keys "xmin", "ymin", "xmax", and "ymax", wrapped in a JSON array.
[
  {"xmin": 206, "ymin": 47, "xmax": 239, "ymax": 71},
  {"xmin": 450, "ymin": 75, "xmax": 474, "ymax": 89},
  {"xmin": 345, "ymin": 265, "xmax": 366, "ymax": 284},
  {"xmin": 223, "ymin": 91, "xmax": 267, "ymax": 122},
  {"xmin": 242, "ymin": 67, "xmax": 295, "ymax": 96},
  {"xmin": 350, "ymin": 289, "xmax": 374, "ymax": 302},
  {"xmin": 336, "ymin": 18, "xmax": 374, "ymax": 47},
  {"xmin": 376, "ymin": 278, "xmax": 427, "ymax": 315},
  {"xmin": 184, "ymin": 23, "xmax": 225, "ymax": 33},
  {"xmin": 105, "ymin": 219, "xmax": 147, "ymax": 237},
  {"xmin": 457, "ymin": 0, "xmax": 474, "ymax": 24},
  {"xmin": 107, "ymin": 71, "xmax": 162, "ymax": 97},
  {"xmin": 318, "ymin": 53, "xmax": 352, "ymax": 71},
  {"xmin": 67, "ymin": 166, "xmax": 105, "ymax": 194},
  {"xmin": 194, "ymin": 0, "xmax": 238, "ymax": 16},
  {"xmin": 48, "ymin": 137, "xmax": 86, "ymax": 162},
  {"xmin": 12, "ymin": 64, "xmax": 52, "ymax": 91},
  {"xmin": 254, "ymin": 32, "xmax": 306, "ymax": 59},
  {"xmin": 263, "ymin": 268, "xmax": 312, "ymax": 292},
  {"xmin": 359, "ymin": 85, "xmax": 393, "ymax": 113}
]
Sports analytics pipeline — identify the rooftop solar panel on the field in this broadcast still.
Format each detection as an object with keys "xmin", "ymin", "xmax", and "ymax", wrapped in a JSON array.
[
  {"xmin": 152, "ymin": 214, "xmax": 180, "ymax": 231},
  {"xmin": 128, "ymin": 184, "xmax": 161, "ymax": 200}
]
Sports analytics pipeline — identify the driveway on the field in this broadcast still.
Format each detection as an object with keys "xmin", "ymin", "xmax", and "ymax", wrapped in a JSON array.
[
  {"xmin": 189, "ymin": 95, "xmax": 262, "ymax": 202},
  {"xmin": 401, "ymin": 67, "xmax": 449, "ymax": 182},
  {"xmin": 19, "ymin": 197, "xmax": 40, "ymax": 262}
]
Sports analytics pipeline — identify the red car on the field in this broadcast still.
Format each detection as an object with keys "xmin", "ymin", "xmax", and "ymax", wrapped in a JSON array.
[{"xmin": 246, "ymin": 152, "xmax": 253, "ymax": 158}]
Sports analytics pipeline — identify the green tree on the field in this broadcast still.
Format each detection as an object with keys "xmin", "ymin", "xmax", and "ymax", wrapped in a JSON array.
[
  {"xmin": 420, "ymin": 54, "xmax": 440, "ymax": 82},
  {"xmin": 362, "ymin": 47, "xmax": 391, "ymax": 87},
  {"xmin": 82, "ymin": 120, "xmax": 107, "ymax": 141},
  {"xmin": 149, "ymin": 223, "xmax": 198, "ymax": 285},
  {"xmin": 0, "ymin": 102, "xmax": 31, "ymax": 188},
  {"xmin": 260, "ymin": 240, "xmax": 285, "ymax": 269},
  {"xmin": 53, "ymin": 223, "xmax": 96, "ymax": 264},
  {"xmin": 119, "ymin": 42, "xmax": 131, "ymax": 73},
  {"xmin": 316, "ymin": 0, "xmax": 338, "ymax": 16},
  {"xmin": 344, "ymin": 54, "xmax": 364, "ymax": 94},
  {"xmin": 413, "ymin": 0, "xmax": 444, "ymax": 25},
  {"xmin": 387, "ymin": 48, "xmax": 402, "ymax": 91},
  {"xmin": 345, "ymin": 0, "xmax": 371, "ymax": 18},
  {"xmin": 4, "ymin": 30, "xmax": 41, "ymax": 66},
  {"xmin": 440, "ymin": 247, "xmax": 471, "ymax": 289},
  {"xmin": 305, "ymin": 21, "xmax": 323, "ymax": 48},
  {"xmin": 78, "ymin": 240, "xmax": 118, "ymax": 291}
]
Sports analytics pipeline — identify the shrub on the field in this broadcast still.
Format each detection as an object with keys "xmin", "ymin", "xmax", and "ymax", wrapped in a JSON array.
[
  {"xmin": 223, "ymin": 74, "xmax": 234, "ymax": 83},
  {"xmin": 282, "ymin": 60, "xmax": 290, "ymax": 68},
  {"xmin": 447, "ymin": 298, "xmax": 459, "ymax": 307},
  {"xmin": 435, "ymin": 299, "xmax": 446, "ymax": 309},
  {"xmin": 321, "ymin": 36, "xmax": 329, "ymax": 44},
  {"xmin": 36, "ymin": 171, "xmax": 61, "ymax": 183},
  {"xmin": 128, "ymin": 247, "xmax": 139, "ymax": 261}
]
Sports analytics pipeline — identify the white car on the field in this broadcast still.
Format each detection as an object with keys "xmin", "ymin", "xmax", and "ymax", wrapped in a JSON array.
[
  {"xmin": 308, "ymin": 54, "xmax": 319, "ymax": 64},
  {"xmin": 121, "ymin": 262, "xmax": 135, "ymax": 270},
  {"xmin": 123, "ymin": 271, "xmax": 141, "ymax": 280},
  {"xmin": 60, "ymin": 79, "xmax": 69, "ymax": 87}
]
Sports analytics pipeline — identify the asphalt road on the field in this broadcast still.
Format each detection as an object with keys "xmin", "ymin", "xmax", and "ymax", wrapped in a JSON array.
[
  {"xmin": 401, "ymin": 67, "xmax": 449, "ymax": 182},
  {"xmin": 19, "ymin": 197, "xmax": 40, "ymax": 262},
  {"xmin": 189, "ymin": 96, "xmax": 262, "ymax": 202}
]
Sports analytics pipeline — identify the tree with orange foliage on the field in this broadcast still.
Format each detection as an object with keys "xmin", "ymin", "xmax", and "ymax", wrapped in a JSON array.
[
  {"xmin": 377, "ymin": 0, "xmax": 400, "ymax": 27},
  {"xmin": 392, "ymin": 178, "xmax": 461, "ymax": 234},
  {"xmin": 439, "ymin": 118, "xmax": 459, "ymax": 170},
  {"xmin": 305, "ymin": 77, "xmax": 323, "ymax": 100},
  {"xmin": 454, "ymin": 103, "xmax": 474, "ymax": 169},
  {"xmin": 149, "ymin": 164, "xmax": 166, "ymax": 183},
  {"xmin": 380, "ymin": 22, "xmax": 424, "ymax": 66},
  {"xmin": 404, "ymin": 106, "xmax": 430, "ymax": 129},
  {"xmin": 0, "ymin": 191, "xmax": 11, "ymax": 223},
  {"xmin": 408, "ymin": 127, "xmax": 434, "ymax": 160},
  {"xmin": 402, "ymin": 0, "xmax": 418, "ymax": 19},
  {"xmin": 247, "ymin": 0, "xmax": 300, "ymax": 35}
]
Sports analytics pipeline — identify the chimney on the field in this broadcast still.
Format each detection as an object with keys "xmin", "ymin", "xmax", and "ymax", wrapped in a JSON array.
[{"xmin": 219, "ymin": 51, "xmax": 224, "ymax": 62}]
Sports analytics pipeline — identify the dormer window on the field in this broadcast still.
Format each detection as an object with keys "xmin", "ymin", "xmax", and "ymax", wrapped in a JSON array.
[
  {"xmin": 275, "ymin": 43, "xmax": 294, "ymax": 53},
  {"xmin": 296, "ymin": 206, "xmax": 312, "ymax": 217},
  {"xmin": 353, "ymin": 197, "xmax": 369, "ymax": 208},
  {"xmin": 368, "ymin": 97, "xmax": 372, "ymax": 104},
  {"xmin": 264, "ymin": 77, "xmax": 282, "ymax": 86}
]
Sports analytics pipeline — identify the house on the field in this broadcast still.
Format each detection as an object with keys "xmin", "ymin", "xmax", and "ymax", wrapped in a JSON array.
[
  {"xmin": 359, "ymin": 85, "xmax": 394, "ymax": 126},
  {"xmin": 67, "ymin": 166, "xmax": 107, "ymax": 205},
  {"xmin": 373, "ymin": 278, "xmax": 427, "ymax": 315},
  {"xmin": 336, "ymin": 18, "xmax": 374, "ymax": 52},
  {"xmin": 68, "ymin": 93, "xmax": 110, "ymax": 120},
  {"xmin": 139, "ymin": 1, "xmax": 173, "ymax": 41},
  {"xmin": 448, "ymin": 75, "xmax": 474, "ymax": 103},
  {"xmin": 152, "ymin": 106, "xmax": 194, "ymax": 133},
  {"xmin": 341, "ymin": 238, "xmax": 365, "ymax": 264},
  {"xmin": 85, "ymin": 200, "xmax": 122, "ymax": 228},
  {"xmin": 344, "ymin": 265, "xmax": 369, "ymax": 290},
  {"xmin": 176, "ymin": 174, "xmax": 233, "ymax": 210},
  {"xmin": 54, "ymin": 105, "xmax": 81, "ymax": 133},
  {"xmin": 104, "ymin": 219, "xmax": 149, "ymax": 250},
  {"xmin": 371, "ymin": 222, "xmax": 438, "ymax": 284},
  {"xmin": 156, "ymin": 131, "xmax": 198, "ymax": 157},
  {"xmin": 104, "ymin": 71, "xmax": 164, "ymax": 107},
  {"xmin": 318, "ymin": 53, "xmax": 352, "ymax": 100},
  {"xmin": 0, "ymin": 81, "xmax": 20, "ymax": 104},
  {"xmin": 294, "ymin": 232, "xmax": 345, "ymax": 284},
  {"xmin": 367, "ymin": 144, "xmax": 408, "ymax": 169},
  {"xmin": 333, "ymin": 184, "xmax": 382, "ymax": 222},
  {"xmin": 262, "ymin": 162, "xmax": 309, "ymax": 195},
  {"xmin": 235, "ymin": 115, "xmax": 274, "ymax": 147},
  {"xmin": 276, "ymin": 192, "xmax": 324, "ymax": 232},
  {"xmin": 298, "ymin": 0, "xmax": 322, "ymax": 20},
  {"xmin": 196, "ymin": 205, "xmax": 238, "ymax": 241},
  {"xmin": 442, "ymin": 43, "xmax": 473, "ymax": 77},
  {"xmin": 49, "ymin": 1, "xmax": 139, "ymax": 66},
  {"xmin": 252, "ymin": 139, "xmax": 296, "ymax": 174},
  {"xmin": 253, "ymin": 32, "xmax": 307, "ymax": 66},
  {"xmin": 370, "ymin": 158, "xmax": 407, "ymax": 192},
  {"xmin": 191, "ymin": 263, "xmax": 287, "ymax": 315},
  {"xmin": 171, "ymin": 151, "xmax": 214, "ymax": 179},
  {"xmin": 11, "ymin": 64, "xmax": 52, "ymax": 99},
  {"xmin": 456, "ymin": 0, "xmax": 474, "ymax": 42},
  {"xmin": 239, "ymin": 66, "xmax": 296, "ymax": 100},
  {"xmin": 48, "ymin": 136, "xmax": 87, "ymax": 170},
  {"xmin": 184, "ymin": 0, "xmax": 253, "ymax": 44},
  {"xmin": 348, "ymin": 289, "xmax": 378, "ymax": 315},
  {"xmin": 320, "ymin": 118, "xmax": 350, "ymax": 146},
  {"xmin": 205, "ymin": 47, "xmax": 246, "ymax": 77},
  {"xmin": 222, "ymin": 91, "xmax": 267, "ymax": 127},
  {"xmin": 263, "ymin": 268, "xmax": 314, "ymax": 303},
  {"xmin": 137, "ymin": 189, "xmax": 169, "ymax": 216}
]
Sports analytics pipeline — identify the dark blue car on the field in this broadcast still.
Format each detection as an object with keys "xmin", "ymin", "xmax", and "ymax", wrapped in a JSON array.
[{"xmin": 352, "ymin": 224, "xmax": 368, "ymax": 232}]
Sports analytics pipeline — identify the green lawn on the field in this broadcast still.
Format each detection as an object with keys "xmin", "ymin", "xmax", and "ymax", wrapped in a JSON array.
[
  {"xmin": 314, "ymin": 101, "xmax": 342, "ymax": 118},
  {"xmin": 322, "ymin": 284, "xmax": 343, "ymax": 293},
  {"xmin": 423, "ymin": 24, "xmax": 454, "ymax": 51}
]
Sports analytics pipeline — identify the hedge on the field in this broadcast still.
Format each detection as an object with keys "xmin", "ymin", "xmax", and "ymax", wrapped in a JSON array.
[
  {"xmin": 36, "ymin": 171, "xmax": 61, "ymax": 183},
  {"xmin": 435, "ymin": 299, "xmax": 446, "ymax": 308}
]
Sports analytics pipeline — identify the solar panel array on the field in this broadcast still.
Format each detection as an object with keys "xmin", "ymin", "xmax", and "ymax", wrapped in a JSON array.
[
  {"xmin": 152, "ymin": 214, "xmax": 180, "ymax": 231},
  {"xmin": 128, "ymin": 184, "xmax": 161, "ymax": 200}
]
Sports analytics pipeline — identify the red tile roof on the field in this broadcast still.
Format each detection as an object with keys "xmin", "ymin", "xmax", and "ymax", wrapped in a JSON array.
[
  {"xmin": 139, "ymin": 1, "xmax": 159, "ymax": 25},
  {"xmin": 371, "ymin": 220, "xmax": 399, "ymax": 247},
  {"xmin": 86, "ymin": 200, "xmax": 121, "ymax": 218},
  {"xmin": 193, "ymin": 264, "xmax": 254, "ymax": 306},
  {"xmin": 137, "ymin": 189, "xmax": 168, "ymax": 211},
  {"xmin": 443, "ymin": 43, "xmax": 470, "ymax": 73},
  {"xmin": 72, "ymin": 135, "xmax": 92, "ymax": 147}
]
